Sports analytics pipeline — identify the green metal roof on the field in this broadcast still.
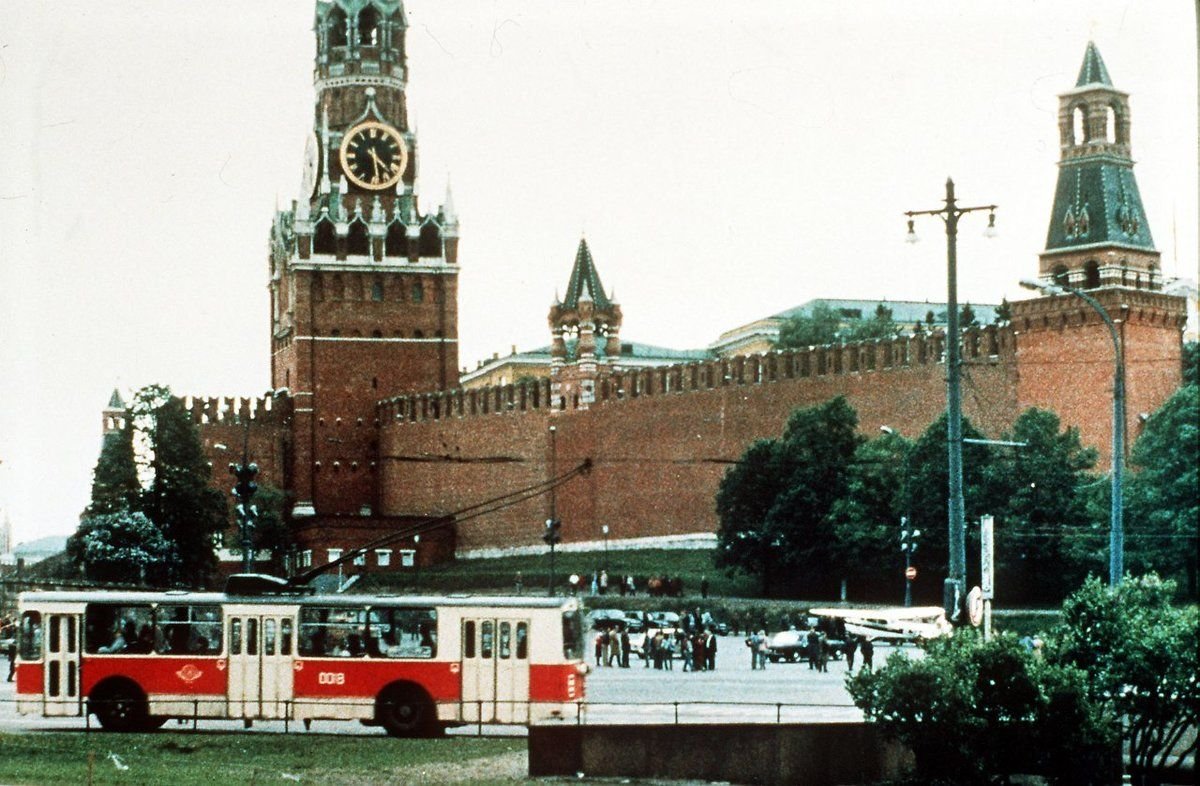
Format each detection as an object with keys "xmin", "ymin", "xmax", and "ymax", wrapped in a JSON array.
[
  {"xmin": 1044, "ymin": 162, "xmax": 1155, "ymax": 252},
  {"xmin": 771, "ymin": 299, "xmax": 999, "ymax": 326},
  {"xmin": 106, "ymin": 388, "xmax": 125, "ymax": 409},
  {"xmin": 560, "ymin": 238, "xmax": 613, "ymax": 311},
  {"xmin": 1075, "ymin": 41, "xmax": 1112, "ymax": 87}
]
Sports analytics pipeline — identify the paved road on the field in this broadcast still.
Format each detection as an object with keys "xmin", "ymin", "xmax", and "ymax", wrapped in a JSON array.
[{"xmin": 0, "ymin": 635, "xmax": 911, "ymax": 735}]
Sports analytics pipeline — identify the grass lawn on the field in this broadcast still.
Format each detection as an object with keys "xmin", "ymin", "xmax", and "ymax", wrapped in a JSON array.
[{"xmin": 0, "ymin": 732, "xmax": 524, "ymax": 786}]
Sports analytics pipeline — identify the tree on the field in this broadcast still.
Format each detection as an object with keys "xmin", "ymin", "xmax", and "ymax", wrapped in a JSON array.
[
  {"xmin": 848, "ymin": 631, "xmax": 1117, "ymax": 784},
  {"xmin": 828, "ymin": 429, "xmax": 913, "ymax": 598},
  {"xmin": 1053, "ymin": 575, "xmax": 1199, "ymax": 783},
  {"xmin": 774, "ymin": 302, "xmax": 843, "ymax": 348},
  {"xmin": 66, "ymin": 511, "xmax": 172, "ymax": 584},
  {"xmin": 845, "ymin": 303, "xmax": 899, "ymax": 342},
  {"xmin": 715, "ymin": 397, "xmax": 862, "ymax": 597},
  {"xmin": 993, "ymin": 297, "xmax": 1012, "ymax": 324},
  {"xmin": 959, "ymin": 302, "xmax": 979, "ymax": 328},
  {"xmin": 1125, "ymin": 384, "xmax": 1199, "ymax": 596},
  {"xmin": 84, "ymin": 420, "xmax": 140, "ymax": 516},
  {"xmin": 899, "ymin": 413, "xmax": 1000, "ymax": 592},
  {"xmin": 987, "ymin": 408, "xmax": 1099, "ymax": 602},
  {"xmin": 133, "ymin": 385, "xmax": 228, "ymax": 588},
  {"xmin": 247, "ymin": 483, "xmax": 292, "ymax": 574},
  {"xmin": 1182, "ymin": 341, "xmax": 1198, "ymax": 386}
]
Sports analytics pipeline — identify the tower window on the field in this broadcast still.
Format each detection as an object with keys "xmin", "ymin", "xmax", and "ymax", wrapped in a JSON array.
[
  {"xmin": 328, "ymin": 7, "xmax": 348, "ymax": 47},
  {"xmin": 419, "ymin": 221, "xmax": 441, "ymax": 257},
  {"xmin": 358, "ymin": 7, "xmax": 379, "ymax": 46},
  {"xmin": 414, "ymin": 329, "xmax": 424, "ymax": 339},
  {"xmin": 1104, "ymin": 106, "xmax": 1117, "ymax": 144},
  {"xmin": 1051, "ymin": 265, "xmax": 1070, "ymax": 288},
  {"xmin": 1083, "ymin": 260, "xmax": 1100, "ymax": 289},
  {"xmin": 386, "ymin": 222, "xmax": 407, "ymax": 257},
  {"xmin": 313, "ymin": 220, "xmax": 336, "ymax": 255},
  {"xmin": 411, "ymin": 282, "xmax": 424, "ymax": 303},
  {"xmin": 371, "ymin": 280, "xmax": 384, "ymax": 301},
  {"xmin": 346, "ymin": 220, "xmax": 370, "ymax": 257},
  {"xmin": 371, "ymin": 329, "xmax": 383, "ymax": 338},
  {"xmin": 1072, "ymin": 105, "xmax": 1087, "ymax": 145}
]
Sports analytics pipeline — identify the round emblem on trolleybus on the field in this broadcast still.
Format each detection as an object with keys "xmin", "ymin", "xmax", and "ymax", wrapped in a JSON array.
[{"xmin": 176, "ymin": 664, "xmax": 203, "ymax": 684}]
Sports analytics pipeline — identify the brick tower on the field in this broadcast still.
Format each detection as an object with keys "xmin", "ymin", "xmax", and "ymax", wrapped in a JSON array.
[
  {"xmin": 1013, "ymin": 42, "xmax": 1186, "ymax": 465},
  {"xmin": 548, "ymin": 238, "xmax": 622, "ymax": 410},
  {"xmin": 269, "ymin": 0, "xmax": 460, "ymax": 522}
]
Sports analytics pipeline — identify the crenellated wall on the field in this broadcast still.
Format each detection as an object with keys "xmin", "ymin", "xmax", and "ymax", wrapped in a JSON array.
[{"xmin": 377, "ymin": 325, "xmax": 1022, "ymax": 554}]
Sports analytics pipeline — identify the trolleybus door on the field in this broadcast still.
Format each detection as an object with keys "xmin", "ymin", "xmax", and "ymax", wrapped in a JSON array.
[
  {"xmin": 43, "ymin": 614, "xmax": 82, "ymax": 717},
  {"xmin": 226, "ymin": 613, "xmax": 294, "ymax": 719},
  {"xmin": 461, "ymin": 617, "xmax": 530, "ymax": 724}
]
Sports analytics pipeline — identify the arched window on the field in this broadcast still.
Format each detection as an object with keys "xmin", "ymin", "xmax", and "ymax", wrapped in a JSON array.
[
  {"xmin": 418, "ymin": 221, "xmax": 441, "ymax": 257},
  {"xmin": 313, "ymin": 219, "xmax": 336, "ymax": 255},
  {"xmin": 331, "ymin": 328, "xmax": 341, "ymax": 337},
  {"xmin": 1072, "ymin": 105, "xmax": 1087, "ymax": 145},
  {"xmin": 358, "ymin": 6, "xmax": 379, "ymax": 45},
  {"xmin": 1083, "ymin": 260, "xmax": 1100, "ymax": 289},
  {"xmin": 346, "ymin": 220, "xmax": 370, "ymax": 257},
  {"xmin": 328, "ymin": 7, "xmax": 348, "ymax": 47},
  {"xmin": 411, "ymin": 281, "xmax": 424, "ymax": 303},
  {"xmin": 1104, "ymin": 106, "xmax": 1116, "ymax": 144},
  {"xmin": 385, "ymin": 222, "xmax": 407, "ymax": 257},
  {"xmin": 1110, "ymin": 102, "xmax": 1127, "ymax": 144},
  {"xmin": 390, "ymin": 12, "xmax": 405, "ymax": 58},
  {"xmin": 1051, "ymin": 265, "xmax": 1070, "ymax": 288},
  {"xmin": 371, "ymin": 329, "xmax": 383, "ymax": 339},
  {"xmin": 371, "ymin": 280, "xmax": 384, "ymax": 301},
  {"xmin": 413, "ymin": 329, "xmax": 424, "ymax": 338}
]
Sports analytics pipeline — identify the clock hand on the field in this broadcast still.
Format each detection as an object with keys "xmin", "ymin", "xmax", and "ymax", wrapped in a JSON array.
[{"xmin": 368, "ymin": 148, "xmax": 386, "ymax": 177}]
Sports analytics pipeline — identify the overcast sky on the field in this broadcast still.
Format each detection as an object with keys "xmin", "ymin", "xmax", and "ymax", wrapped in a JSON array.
[{"xmin": 0, "ymin": 1, "xmax": 1196, "ymax": 547}]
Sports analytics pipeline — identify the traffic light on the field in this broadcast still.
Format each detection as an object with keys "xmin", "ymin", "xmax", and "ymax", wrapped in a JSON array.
[
  {"xmin": 542, "ymin": 518, "xmax": 562, "ymax": 546},
  {"xmin": 900, "ymin": 518, "xmax": 921, "ymax": 554}
]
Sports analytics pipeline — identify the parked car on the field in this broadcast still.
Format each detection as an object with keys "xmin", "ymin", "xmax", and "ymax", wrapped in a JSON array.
[
  {"xmin": 765, "ymin": 630, "xmax": 809, "ymax": 663},
  {"xmin": 587, "ymin": 609, "xmax": 627, "ymax": 630},
  {"xmin": 647, "ymin": 610, "xmax": 681, "ymax": 629},
  {"xmin": 621, "ymin": 611, "xmax": 646, "ymax": 633}
]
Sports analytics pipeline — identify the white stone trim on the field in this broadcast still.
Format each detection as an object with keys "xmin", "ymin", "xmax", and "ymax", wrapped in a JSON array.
[
  {"xmin": 457, "ymin": 533, "xmax": 716, "ymax": 561},
  {"xmin": 296, "ymin": 336, "xmax": 457, "ymax": 343}
]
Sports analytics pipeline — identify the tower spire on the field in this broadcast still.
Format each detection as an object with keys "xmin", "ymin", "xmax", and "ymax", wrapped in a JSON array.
[{"xmin": 1038, "ymin": 42, "xmax": 1160, "ymax": 291}]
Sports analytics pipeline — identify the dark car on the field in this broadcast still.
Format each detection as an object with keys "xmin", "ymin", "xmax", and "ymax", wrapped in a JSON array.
[
  {"xmin": 587, "ymin": 609, "xmax": 627, "ymax": 630},
  {"xmin": 765, "ymin": 630, "xmax": 809, "ymax": 662}
]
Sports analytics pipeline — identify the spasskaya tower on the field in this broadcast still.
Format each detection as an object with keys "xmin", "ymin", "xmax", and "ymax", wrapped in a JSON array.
[{"xmin": 269, "ymin": 0, "xmax": 459, "ymax": 523}]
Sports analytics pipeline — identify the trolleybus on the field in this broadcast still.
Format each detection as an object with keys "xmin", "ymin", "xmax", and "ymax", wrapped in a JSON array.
[{"xmin": 14, "ymin": 577, "xmax": 587, "ymax": 736}]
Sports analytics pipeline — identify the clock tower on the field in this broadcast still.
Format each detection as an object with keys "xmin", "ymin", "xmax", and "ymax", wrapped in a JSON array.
[{"xmin": 269, "ymin": 0, "xmax": 460, "ymax": 521}]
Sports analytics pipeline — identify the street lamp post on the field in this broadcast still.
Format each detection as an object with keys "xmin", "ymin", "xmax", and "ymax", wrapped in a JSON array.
[
  {"xmin": 601, "ymin": 525, "xmax": 609, "ymax": 570},
  {"xmin": 906, "ymin": 178, "xmax": 997, "ymax": 621},
  {"xmin": 227, "ymin": 426, "xmax": 259, "ymax": 575},
  {"xmin": 413, "ymin": 534, "xmax": 421, "ymax": 588},
  {"xmin": 1020, "ymin": 279, "xmax": 1125, "ymax": 585}
]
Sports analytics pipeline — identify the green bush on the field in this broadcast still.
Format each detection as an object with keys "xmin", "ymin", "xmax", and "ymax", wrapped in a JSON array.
[{"xmin": 847, "ymin": 631, "xmax": 1118, "ymax": 785}]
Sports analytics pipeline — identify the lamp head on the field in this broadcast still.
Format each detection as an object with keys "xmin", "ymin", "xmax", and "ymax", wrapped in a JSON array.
[
  {"xmin": 905, "ymin": 218, "xmax": 919, "ymax": 244},
  {"xmin": 983, "ymin": 211, "xmax": 998, "ymax": 238}
]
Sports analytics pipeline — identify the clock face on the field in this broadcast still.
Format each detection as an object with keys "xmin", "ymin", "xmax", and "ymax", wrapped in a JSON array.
[
  {"xmin": 301, "ymin": 132, "xmax": 319, "ymax": 198},
  {"xmin": 339, "ymin": 121, "xmax": 408, "ymax": 190}
]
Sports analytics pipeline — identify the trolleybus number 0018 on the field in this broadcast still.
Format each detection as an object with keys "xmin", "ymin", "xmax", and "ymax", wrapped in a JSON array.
[{"xmin": 318, "ymin": 672, "xmax": 346, "ymax": 685}]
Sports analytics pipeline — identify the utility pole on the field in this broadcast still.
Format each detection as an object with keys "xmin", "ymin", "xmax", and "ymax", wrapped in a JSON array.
[{"xmin": 906, "ymin": 179, "xmax": 997, "ymax": 622}]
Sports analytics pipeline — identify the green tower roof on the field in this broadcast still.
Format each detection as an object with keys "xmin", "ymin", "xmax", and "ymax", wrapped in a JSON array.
[
  {"xmin": 560, "ymin": 238, "xmax": 613, "ymax": 310},
  {"xmin": 1075, "ymin": 41, "xmax": 1113, "ymax": 87}
]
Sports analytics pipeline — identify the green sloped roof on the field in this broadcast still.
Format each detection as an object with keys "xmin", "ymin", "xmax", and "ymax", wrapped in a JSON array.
[
  {"xmin": 561, "ymin": 238, "xmax": 613, "ymax": 310},
  {"xmin": 1044, "ymin": 162, "xmax": 1155, "ymax": 251},
  {"xmin": 1075, "ymin": 41, "xmax": 1112, "ymax": 87},
  {"xmin": 771, "ymin": 299, "xmax": 1000, "ymax": 326},
  {"xmin": 106, "ymin": 388, "xmax": 125, "ymax": 409}
]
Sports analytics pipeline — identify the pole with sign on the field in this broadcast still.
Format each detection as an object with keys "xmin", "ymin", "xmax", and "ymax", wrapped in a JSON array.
[{"xmin": 980, "ymin": 514, "xmax": 995, "ymax": 640}]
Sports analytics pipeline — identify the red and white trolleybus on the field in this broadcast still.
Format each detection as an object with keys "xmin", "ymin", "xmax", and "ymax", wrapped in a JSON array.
[{"xmin": 14, "ymin": 577, "xmax": 587, "ymax": 736}]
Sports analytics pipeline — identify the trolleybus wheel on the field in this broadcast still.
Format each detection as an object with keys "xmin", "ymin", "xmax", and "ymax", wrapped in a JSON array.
[
  {"xmin": 91, "ymin": 681, "xmax": 152, "ymax": 733},
  {"xmin": 377, "ymin": 684, "xmax": 434, "ymax": 738}
]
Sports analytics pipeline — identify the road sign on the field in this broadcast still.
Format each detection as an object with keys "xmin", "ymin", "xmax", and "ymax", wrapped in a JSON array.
[
  {"xmin": 967, "ymin": 586, "xmax": 984, "ymax": 627},
  {"xmin": 905, "ymin": 566, "xmax": 917, "ymax": 580}
]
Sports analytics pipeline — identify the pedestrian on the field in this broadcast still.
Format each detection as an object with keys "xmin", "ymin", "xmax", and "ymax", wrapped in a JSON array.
[
  {"xmin": 816, "ymin": 630, "xmax": 829, "ymax": 673},
  {"xmin": 756, "ymin": 630, "xmax": 769, "ymax": 670},
  {"xmin": 700, "ymin": 575, "xmax": 709, "ymax": 599},
  {"xmin": 599, "ymin": 570, "xmax": 609, "ymax": 595},
  {"xmin": 606, "ymin": 630, "xmax": 620, "ymax": 667},
  {"xmin": 620, "ymin": 629, "xmax": 631, "ymax": 668},
  {"xmin": 681, "ymin": 634, "xmax": 693, "ymax": 672},
  {"xmin": 590, "ymin": 572, "xmax": 599, "ymax": 596},
  {"xmin": 618, "ymin": 575, "xmax": 627, "ymax": 597},
  {"xmin": 5, "ymin": 639, "xmax": 16, "ymax": 682},
  {"xmin": 626, "ymin": 575, "xmax": 636, "ymax": 596},
  {"xmin": 514, "ymin": 571, "xmax": 523, "ymax": 595},
  {"xmin": 692, "ymin": 631, "xmax": 705, "ymax": 672},
  {"xmin": 806, "ymin": 626, "xmax": 820, "ymax": 670},
  {"xmin": 861, "ymin": 637, "xmax": 875, "ymax": 671},
  {"xmin": 704, "ymin": 628, "xmax": 717, "ymax": 671},
  {"xmin": 844, "ymin": 634, "xmax": 858, "ymax": 671},
  {"xmin": 594, "ymin": 631, "xmax": 605, "ymax": 667},
  {"xmin": 745, "ymin": 631, "xmax": 759, "ymax": 670}
]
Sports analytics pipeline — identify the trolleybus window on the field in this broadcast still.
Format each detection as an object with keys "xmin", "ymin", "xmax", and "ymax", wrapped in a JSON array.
[
  {"xmin": 562, "ymin": 609, "xmax": 583, "ymax": 660},
  {"xmin": 156, "ymin": 605, "xmax": 222, "ymax": 655},
  {"xmin": 481, "ymin": 621, "xmax": 494, "ymax": 659},
  {"xmin": 463, "ymin": 621, "xmax": 476, "ymax": 658},
  {"xmin": 299, "ymin": 606, "xmax": 368, "ymax": 657},
  {"xmin": 499, "ymin": 622, "xmax": 511, "ymax": 659},
  {"xmin": 85, "ymin": 604, "xmax": 153, "ymax": 654},
  {"xmin": 18, "ymin": 611, "xmax": 41, "ymax": 660},
  {"xmin": 366, "ymin": 607, "xmax": 436, "ymax": 658},
  {"xmin": 516, "ymin": 622, "xmax": 529, "ymax": 659}
]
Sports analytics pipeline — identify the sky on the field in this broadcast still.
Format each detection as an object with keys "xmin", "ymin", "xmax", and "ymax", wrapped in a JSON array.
[{"xmin": 0, "ymin": 1, "xmax": 1196, "ymax": 547}]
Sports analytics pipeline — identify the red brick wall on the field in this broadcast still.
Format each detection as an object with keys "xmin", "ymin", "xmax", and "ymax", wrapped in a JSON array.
[{"xmin": 378, "ymin": 328, "xmax": 1021, "ymax": 552}]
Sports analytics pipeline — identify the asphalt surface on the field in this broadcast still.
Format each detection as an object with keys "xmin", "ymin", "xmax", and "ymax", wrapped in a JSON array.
[{"xmin": 0, "ymin": 635, "xmax": 910, "ymax": 735}]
